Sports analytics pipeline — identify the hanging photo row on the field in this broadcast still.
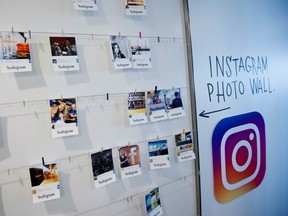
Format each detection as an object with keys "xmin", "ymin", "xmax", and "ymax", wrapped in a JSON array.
[
  {"xmin": 28, "ymin": 133, "xmax": 195, "ymax": 203},
  {"xmin": 129, "ymin": 88, "xmax": 185, "ymax": 126},
  {"xmin": 0, "ymin": 32, "xmax": 153, "ymax": 73},
  {"xmin": 71, "ymin": 0, "xmax": 148, "ymax": 15}
]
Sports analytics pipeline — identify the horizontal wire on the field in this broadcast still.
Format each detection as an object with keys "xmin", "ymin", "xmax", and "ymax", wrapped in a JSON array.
[
  {"xmin": 74, "ymin": 172, "xmax": 195, "ymax": 216},
  {"xmin": 0, "ymin": 86, "xmax": 188, "ymax": 107},
  {"xmin": 0, "ymin": 129, "xmax": 195, "ymax": 175}
]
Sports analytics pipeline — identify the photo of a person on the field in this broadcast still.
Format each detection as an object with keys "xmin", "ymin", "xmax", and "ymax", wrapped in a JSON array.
[
  {"xmin": 49, "ymin": 98, "xmax": 78, "ymax": 125},
  {"xmin": 119, "ymin": 145, "xmax": 141, "ymax": 168},
  {"xmin": 165, "ymin": 88, "xmax": 183, "ymax": 109},
  {"xmin": 111, "ymin": 42, "xmax": 126, "ymax": 59}
]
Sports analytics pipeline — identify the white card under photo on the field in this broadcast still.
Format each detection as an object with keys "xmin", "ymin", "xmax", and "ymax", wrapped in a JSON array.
[
  {"xmin": 147, "ymin": 90, "xmax": 168, "ymax": 122},
  {"xmin": 29, "ymin": 163, "xmax": 60, "ymax": 204},
  {"xmin": 91, "ymin": 149, "xmax": 117, "ymax": 189},
  {"xmin": 125, "ymin": 0, "xmax": 147, "ymax": 16},
  {"xmin": 148, "ymin": 140, "xmax": 170, "ymax": 170},
  {"xmin": 128, "ymin": 92, "xmax": 148, "ymax": 125},
  {"xmin": 109, "ymin": 35, "xmax": 133, "ymax": 69},
  {"xmin": 165, "ymin": 88, "xmax": 185, "ymax": 119},
  {"xmin": 0, "ymin": 31, "xmax": 32, "ymax": 73},
  {"xmin": 145, "ymin": 187, "xmax": 163, "ymax": 216},
  {"xmin": 49, "ymin": 98, "xmax": 79, "ymax": 138},
  {"xmin": 129, "ymin": 38, "xmax": 152, "ymax": 68},
  {"xmin": 73, "ymin": 0, "xmax": 98, "ymax": 10},
  {"xmin": 175, "ymin": 131, "xmax": 196, "ymax": 162},
  {"xmin": 49, "ymin": 36, "xmax": 80, "ymax": 72},
  {"xmin": 119, "ymin": 145, "xmax": 142, "ymax": 179}
]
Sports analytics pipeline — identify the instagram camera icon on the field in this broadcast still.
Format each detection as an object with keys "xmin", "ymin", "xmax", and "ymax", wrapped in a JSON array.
[{"xmin": 212, "ymin": 111, "xmax": 266, "ymax": 203}]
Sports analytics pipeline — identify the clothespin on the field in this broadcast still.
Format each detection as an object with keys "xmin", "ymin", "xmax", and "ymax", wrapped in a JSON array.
[
  {"xmin": 154, "ymin": 86, "xmax": 157, "ymax": 93},
  {"xmin": 7, "ymin": 169, "xmax": 10, "ymax": 175},
  {"xmin": 128, "ymin": 141, "xmax": 131, "ymax": 146},
  {"xmin": 23, "ymin": 100, "xmax": 26, "ymax": 107},
  {"xmin": 157, "ymin": 135, "xmax": 159, "ymax": 140},
  {"xmin": 28, "ymin": 30, "xmax": 32, "ymax": 39},
  {"xmin": 92, "ymin": 34, "xmax": 94, "ymax": 40},
  {"xmin": 61, "ymin": 28, "xmax": 64, "ymax": 36},
  {"xmin": 69, "ymin": 156, "xmax": 71, "ymax": 163},
  {"xmin": 157, "ymin": 36, "xmax": 160, "ymax": 43},
  {"xmin": 12, "ymin": 26, "xmax": 14, "ymax": 33},
  {"xmin": 106, "ymin": 93, "xmax": 109, "ymax": 101},
  {"xmin": 139, "ymin": 32, "xmax": 142, "ymax": 39},
  {"xmin": 42, "ymin": 157, "xmax": 45, "ymax": 166},
  {"xmin": 119, "ymin": 32, "xmax": 121, "ymax": 37},
  {"xmin": 173, "ymin": 37, "xmax": 176, "ymax": 43},
  {"xmin": 101, "ymin": 146, "xmax": 104, "ymax": 152}
]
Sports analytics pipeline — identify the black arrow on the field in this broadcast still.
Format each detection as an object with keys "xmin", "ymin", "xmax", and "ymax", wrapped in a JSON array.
[{"xmin": 199, "ymin": 107, "xmax": 231, "ymax": 118}]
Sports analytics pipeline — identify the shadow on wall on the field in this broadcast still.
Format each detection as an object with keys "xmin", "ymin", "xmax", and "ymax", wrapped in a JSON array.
[
  {"xmin": 14, "ymin": 43, "xmax": 47, "ymax": 90},
  {"xmin": 0, "ymin": 117, "xmax": 11, "ymax": 161},
  {"xmin": 45, "ymin": 172, "xmax": 77, "ymax": 215},
  {"xmin": 65, "ymin": 45, "xmax": 91, "ymax": 86},
  {"xmin": 63, "ymin": 109, "xmax": 93, "ymax": 151},
  {"xmin": 0, "ymin": 187, "xmax": 6, "ymax": 216}
]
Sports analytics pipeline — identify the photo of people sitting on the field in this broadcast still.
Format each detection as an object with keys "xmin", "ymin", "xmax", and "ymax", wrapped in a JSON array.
[
  {"xmin": 50, "ymin": 37, "xmax": 78, "ymax": 56},
  {"xmin": 50, "ymin": 98, "xmax": 77, "ymax": 125}
]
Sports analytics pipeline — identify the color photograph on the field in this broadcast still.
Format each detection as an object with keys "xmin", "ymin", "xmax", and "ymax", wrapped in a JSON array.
[
  {"xmin": 165, "ymin": 88, "xmax": 185, "ymax": 119},
  {"xmin": 148, "ymin": 140, "xmax": 170, "ymax": 170},
  {"xmin": 49, "ymin": 98, "xmax": 79, "ymax": 138},
  {"xmin": 175, "ymin": 131, "xmax": 196, "ymax": 162},
  {"xmin": 0, "ymin": 31, "xmax": 32, "ymax": 72},
  {"xmin": 49, "ymin": 36, "xmax": 80, "ymax": 72},
  {"xmin": 29, "ymin": 163, "xmax": 60, "ymax": 204},
  {"xmin": 119, "ymin": 145, "xmax": 142, "ymax": 179},
  {"xmin": 147, "ymin": 90, "xmax": 168, "ymax": 122},
  {"xmin": 125, "ymin": 0, "xmax": 147, "ymax": 16},
  {"xmin": 119, "ymin": 145, "xmax": 141, "ymax": 168},
  {"xmin": 128, "ymin": 91, "xmax": 148, "ymax": 125},
  {"xmin": 145, "ymin": 187, "xmax": 163, "ymax": 216}
]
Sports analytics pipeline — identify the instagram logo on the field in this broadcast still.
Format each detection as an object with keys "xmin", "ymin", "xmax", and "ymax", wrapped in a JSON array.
[{"xmin": 212, "ymin": 112, "xmax": 266, "ymax": 203}]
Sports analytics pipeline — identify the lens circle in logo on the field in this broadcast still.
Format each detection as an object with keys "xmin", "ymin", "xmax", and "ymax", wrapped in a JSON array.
[{"xmin": 232, "ymin": 139, "xmax": 252, "ymax": 172}]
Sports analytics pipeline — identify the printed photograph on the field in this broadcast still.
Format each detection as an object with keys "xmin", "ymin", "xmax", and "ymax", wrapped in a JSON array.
[
  {"xmin": 148, "ymin": 140, "xmax": 169, "ymax": 157},
  {"xmin": 165, "ymin": 88, "xmax": 183, "ymax": 110},
  {"xmin": 29, "ymin": 163, "xmax": 58, "ymax": 187},
  {"xmin": 0, "ymin": 32, "xmax": 30, "ymax": 60},
  {"xmin": 147, "ymin": 90, "xmax": 167, "ymax": 114},
  {"xmin": 145, "ymin": 187, "xmax": 162, "ymax": 215},
  {"xmin": 49, "ymin": 37, "xmax": 78, "ymax": 56},
  {"xmin": 130, "ymin": 38, "xmax": 152, "ymax": 68},
  {"xmin": 29, "ymin": 163, "xmax": 60, "ymax": 203},
  {"xmin": 175, "ymin": 131, "xmax": 194, "ymax": 153},
  {"xmin": 91, "ymin": 149, "xmax": 114, "ymax": 180},
  {"xmin": 73, "ymin": 0, "xmax": 98, "ymax": 10},
  {"xmin": 126, "ymin": 0, "xmax": 145, "ymax": 7},
  {"xmin": 119, "ymin": 145, "xmax": 141, "ymax": 168},
  {"xmin": 128, "ymin": 92, "xmax": 146, "ymax": 114},
  {"xmin": 110, "ymin": 36, "xmax": 129, "ymax": 61},
  {"xmin": 50, "ymin": 98, "xmax": 77, "ymax": 125}
]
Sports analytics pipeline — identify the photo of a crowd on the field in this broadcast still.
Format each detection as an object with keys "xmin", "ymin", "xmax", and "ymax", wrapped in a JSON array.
[{"xmin": 91, "ymin": 149, "xmax": 114, "ymax": 180}]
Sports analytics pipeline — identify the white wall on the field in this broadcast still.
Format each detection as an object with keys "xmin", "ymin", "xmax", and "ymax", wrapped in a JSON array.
[
  {"xmin": 0, "ymin": 1, "xmax": 196, "ymax": 215},
  {"xmin": 188, "ymin": 0, "xmax": 288, "ymax": 215}
]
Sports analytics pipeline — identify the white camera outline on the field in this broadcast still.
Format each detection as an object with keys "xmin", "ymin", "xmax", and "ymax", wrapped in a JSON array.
[{"xmin": 221, "ymin": 123, "xmax": 261, "ymax": 191}]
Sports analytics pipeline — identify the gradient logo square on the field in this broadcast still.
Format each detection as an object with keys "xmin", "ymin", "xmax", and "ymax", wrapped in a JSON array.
[{"xmin": 212, "ymin": 112, "xmax": 266, "ymax": 203}]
